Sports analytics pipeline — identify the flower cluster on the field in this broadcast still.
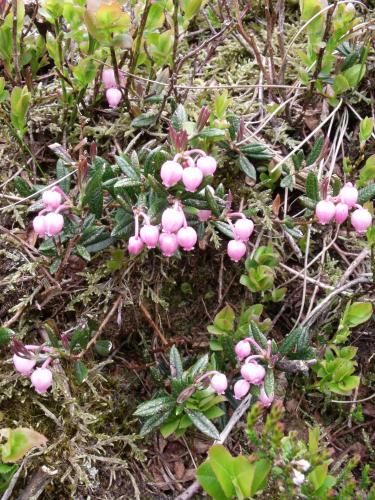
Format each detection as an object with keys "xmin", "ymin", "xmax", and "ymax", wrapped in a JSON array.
[
  {"xmin": 128, "ymin": 202, "xmax": 198, "ymax": 257},
  {"xmin": 102, "ymin": 68, "xmax": 125, "ymax": 109},
  {"xmin": 13, "ymin": 345, "xmax": 53, "ymax": 394},
  {"xmin": 207, "ymin": 336, "xmax": 274, "ymax": 407},
  {"xmin": 32, "ymin": 187, "xmax": 69, "ymax": 238},
  {"xmin": 315, "ymin": 182, "xmax": 372, "ymax": 234},
  {"xmin": 127, "ymin": 149, "xmax": 254, "ymax": 261}
]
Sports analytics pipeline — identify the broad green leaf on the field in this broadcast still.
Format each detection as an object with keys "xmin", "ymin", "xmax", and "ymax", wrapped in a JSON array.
[
  {"xmin": 160, "ymin": 418, "xmax": 180, "ymax": 438},
  {"xmin": 95, "ymin": 340, "xmax": 112, "ymax": 356},
  {"xmin": 207, "ymin": 445, "xmax": 235, "ymax": 497},
  {"xmin": 212, "ymin": 305, "xmax": 235, "ymax": 332},
  {"xmin": 0, "ymin": 428, "xmax": 47, "ymax": 463},
  {"xmin": 72, "ymin": 57, "xmax": 97, "ymax": 89},
  {"xmin": 345, "ymin": 302, "xmax": 372, "ymax": 328},
  {"xmin": 358, "ymin": 184, "xmax": 375, "ymax": 204},
  {"xmin": 185, "ymin": 409, "xmax": 220, "ymax": 440},
  {"xmin": 232, "ymin": 455, "xmax": 255, "ymax": 497},
  {"xmin": 182, "ymin": 0, "xmax": 203, "ymax": 20},
  {"xmin": 250, "ymin": 459, "xmax": 271, "ymax": 494},
  {"xmin": 308, "ymin": 464, "xmax": 328, "ymax": 490},
  {"xmin": 197, "ymin": 460, "xmax": 229, "ymax": 500}
]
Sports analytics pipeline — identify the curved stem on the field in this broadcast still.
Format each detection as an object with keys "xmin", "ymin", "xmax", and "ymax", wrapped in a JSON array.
[
  {"xmin": 138, "ymin": 211, "xmax": 151, "ymax": 225},
  {"xmin": 134, "ymin": 213, "xmax": 140, "ymax": 237},
  {"xmin": 41, "ymin": 357, "xmax": 52, "ymax": 369},
  {"xmin": 195, "ymin": 370, "xmax": 220, "ymax": 384},
  {"xmin": 228, "ymin": 212, "xmax": 245, "ymax": 219}
]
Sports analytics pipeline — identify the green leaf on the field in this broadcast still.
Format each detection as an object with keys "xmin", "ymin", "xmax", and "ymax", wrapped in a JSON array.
[
  {"xmin": 0, "ymin": 327, "xmax": 13, "ymax": 346},
  {"xmin": 342, "ymin": 64, "xmax": 366, "ymax": 87},
  {"xmin": 213, "ymin": 221, "xmax": 234, "ymax": 239},
  {"xmin": 280, "ymin": 174, "xmax": 294, "ymax": 189},
  {"xmin": 239, "ymin": 156, "xmax": 256, "ymax": 180},
  {"xmin": 114, "ymin": 178, "xmax": 142, "ymax": 188},
  {"xmin": 170, "ymin": 345, "xmax": 183, "ymax": 378},
  {"xmin": 0, "ymin": 428, "xmax": 47, "ymax": 463},
  {"xmin": 131, "ymin": 113, "xmax": 157, "ymax": 128},
  {"xmin": 358, "ymin": 184, "xmax": 375, "ymax": 204},
  {"xmin": 344, "ymin": 302, "xmax": 372, "ymax": 328},
  {"xmin": 182, "ymin": 0, "xmax": 203, "ymax": 20},
  {"xmin": 139, "ymin": 409, "xmax": 174, "ymax": 436},
  {"xmin": 359, "ymin": 117, "xmax": 374, "ymax": 143},
  {"xmin": 249, "ymin": 320, "xmax": 268, "ymax": 350},
  {"xmin": 160, "ymin": 418, "xmax": 180, "ymax": 438},
  {"xmin": 306, "ymin": 137, "xmax": 324, "ymax": 166},
  {"xmin": 74, "ymin": 361, "xmax": 88, "ymax": 385},
  {"xmin": 212, "ymin": 305, "xmax": 235, "ymax": 333},
  {"xmin": 95, "ymin": 340, "xmax": 112, "ymax": 356},
  {"xmin": 190, "ymin": 354, "xmax": 209, "ymax": 379},
  {"xmin": 207, "ymin": 445, "xmax": 235, "ymax": 497},
  {"xmin": 306, "ymin": 171, "xmax": 319, "ymax": 201},
  {"xmin": 197, "ymin": 460, "xmax": 229, "ymax": 500},
  {"xmin": 69, "ymin": 328, "xmax": 90, "ymax": 353},
  {"xmin": 309, "ymin": 464, "xmax": 328, "ymax": 490},
  {"xmin": 185, "ymin": 409, "xmax": 220, "ymax": 439},
  {"xmin": 171, "ymin": 104, "xmax": 188, "ymax": 131},
  {"xmin": 144, "ymin": 147, "xmax": 169, "ymax": 176},
  {"xmin": 115, "ymin": 155, "xmax": 140, "ymax": 179},
  {"xmin": 134, "ymin": 396, "xmax": 175, "ymax": 417},
  {"xmin": 250, "ymin": 459, "xmax": 271, "ymax": 494},
  {"xmin": 72, "ymin": 57, "xmax": 97, "ymax": 89},
  {"xmin": 75, "ymin": 244, "xmax": 91, "ymax": 262},
  {"xmin": 263, "ymin": 369, "xmax": 274, "ymax": 398},
  {"xmin": 84, "ymin": 166, "xmax": 103, "ymax": 218},
  {"xmin": 197, "ymin": 128, "xmax": 226, "ymax": 139},
  {"xmin": 333, "ymin": 73, "xmax": 350, "ymax": 95},
  {"xmin": 279, "ymin": 326, "xmax": 306, "ymax": 356},
  {"xmin": 56, "ymin": 159, "xmax": 71, "ymax": 193},
  {"xmin": 10, "ymin": 86, "xmax": 31, "ymax": 136},
  {"xmin": 13, "ymin": 177, "xmax": 34, "ymax": 197},
  {"xmin": 232, "ymin": 455, "xmax": 255, "ymax": 497}
]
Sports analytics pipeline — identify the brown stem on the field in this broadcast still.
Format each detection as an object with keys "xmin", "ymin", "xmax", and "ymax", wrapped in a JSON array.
[{"xmin": 139, "ymin": 302, "xmax": 168, "ymax": 345}]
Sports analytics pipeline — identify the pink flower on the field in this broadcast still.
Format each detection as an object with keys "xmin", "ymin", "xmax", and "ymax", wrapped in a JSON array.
[
  {"xmin": 210, "ymin": 373, "xmax": 228, "ymax": 395},
  {"xmin": 197, "ymin": 210, "xmax": 212, "ymax": 222},
  {"xmin": 334, "ymin": 202, "xmax": 349, "ymax": 224},
  {"xmin": 315, "ymin": 200, "xmax": 336, "ymax": 225},
  {"xmin": 259, "ymin": 387, "xmax": 274, "ymax": 407},
  {"xmin": 44, "ymin": 212, "xmax": 64, "ymax": 236},
  {"xmin": 351, "ymin": 208, "xmax": 372, "ymax": 234},
  {"xmin": 240, "ymin": 362, "xmax": 266, "ymax": 385},
  {"xmin": 102, "ymin": 68, "xmax": 125, "ymax": 89},
  {"xmin": 196, "ymin": 156, "xmax": 217, "ymax": 176},
  {"xmin": 227, "ymin": 240, "xmax": 247, "ymax": 262},
  {"xmin": 106, "ymin": 88, "xmax": 122, "ymax": 108},
  {"xmin": 33, "ymin": 215, "xmax": 47, "ymax": 237},
  {"xmin": 159, "ymin": 233, "xmax": 178, "ymax": 257},
  {"xmin": 128, "ymin": 236, "xmax": 144, "ymax": 255},
  {"xmin": 234, "ymin": 218, "xmax": 254, "ymax": 241},
  {"xmin": 339, "ymin": 182, "xmax": 358, "ymax": 208},
  {"xmin": 161, "ymin": 208, "xmax": 184, "ymax": 233},
  {"xmin": 177, "ymin": 226, "xmax": 197, "ymax": 251},
  {"xmin": 234, "ymin": 340, "xmax": 251, "ymax": 360},
  {"xmin": 140, "ymin": 225, "xmax": 160, "ymax": 249},
  {"xmin": 30, "ymin": 367, "xmax": 53, "ymax": 394},
  {"xmin": 160, "ymin": 161, "xmax": 183, "ymax": 188},
  {"xmin": 233, "ymin": 379, "xmax": 250, "ymax": 400},
  {"xmin": 42, "ymin": 190, "xmax": 62, "ymax": 210},
  {"xmin": 13, "ymin": 354, "xmax": 36, "ymax": 376},
  {"xmin": 182, "ymin": 166, "xmax": 203, "ymax": 193}
]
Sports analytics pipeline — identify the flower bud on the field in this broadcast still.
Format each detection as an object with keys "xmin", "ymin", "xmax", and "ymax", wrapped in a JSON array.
[
  {"xmin": 334, "ymin": 202, "xmax": 349, "ymax": 224},
  {"xmin": 197, "ymin": 210, "xmax": 212, "ymax": 222},
  {"xmin": 351, "ymin": 208, "xmax": 372, "ymax": 234},
  {"xmin": 140, "ymin": 225, "xmax": 160, "ymax": 249},
  {"xmin": 42, "ymin": 190, "xmax": 62, "ymax": 210},
  {"xmin": 227, "ymin": 240, "xmax": 247, "ymax": 262},
  {"xmin": 33, "ymin": 215, "xmax": 47, "ymax": 237},
  {"xmin": 234, "ymin": 340, "xmax": 251, "ymax": 360},
  {"xmin": 259, "ymin": 387, "xmax": 274, "ymax": 408},
  {"xmin": 161, "ymin": 208, "xmax": 184, "ymax": 233},
  {"xmin": 210, "ymin": 373, "xmax": 228, "ymax": 395},
  {"xmin": 234, "ymin": 218, "xmax": 254, "ymax": 241},
  {"xmin": 315, "ymin": 200, "xmax": 336, "ymax": 225},
  {"xmin": 102, "ymin": 68, "xmax": 125, "ymax": 89},
  {"xmin": 177, "ymin": 226, "xmax": 197, "ymax": 251},
  {"xmin": 30, "ymin": 367, "xmax": 53, "ymax": 394},
  {"xmin": 339, "ymin": 182, "xmax": 358, "ymax": 208},
  {"xmin": 240, "ymin": 362, "xmax": 266, "ymax": 385},
  {"xmin": 106, "ymin": 88, "xmax": 122, "ymax": 108},
  {"xmin": 182, "ymin": 166, "xmax": 203, "ymax": 193},
  {"xmin": 13, "ymin": 354, "xmax": 36, "ymax": 376},
  {"xmin": 44, "ymin": 212, "xmax": 64, "ymax": 236},
  {"xmin": 159, "ymin": 233, "xmax": 178, "ymax": 257},
  {"xmin": 160, "ymin": 160, "xmax": 183, "ymax": 188},
  {"xmin": 128, "ymin": 236, "xmax": 144, "ymax": 255},
  {"xmin": 233, "ymin": 379, "xmax": 250, "ymax": 400},
  {"xmin": 196, "ymin": 156, "xmax": 217, "ymax": 176}
]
